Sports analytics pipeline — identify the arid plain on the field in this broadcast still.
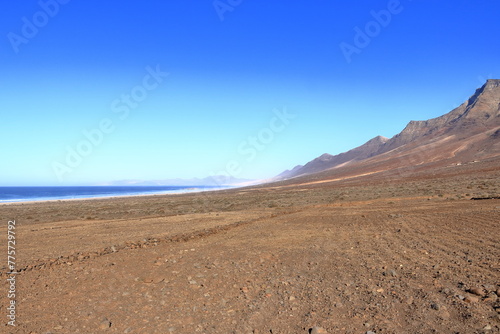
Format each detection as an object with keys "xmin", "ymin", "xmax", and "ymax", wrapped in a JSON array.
[{"xmin": 1, "ymin": 156, "xmax": 499, "ymax": 333}]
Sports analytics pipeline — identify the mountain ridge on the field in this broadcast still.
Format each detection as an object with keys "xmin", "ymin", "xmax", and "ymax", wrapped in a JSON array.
[{"xmin": 275, "ymin": 79, "xmax": 500, "ymax": 181}]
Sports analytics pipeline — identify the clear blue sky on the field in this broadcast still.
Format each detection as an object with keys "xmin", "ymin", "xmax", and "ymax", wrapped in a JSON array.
[{"xmin": 1, "ymin": 0, "xmax": 499, "ymax": 186}]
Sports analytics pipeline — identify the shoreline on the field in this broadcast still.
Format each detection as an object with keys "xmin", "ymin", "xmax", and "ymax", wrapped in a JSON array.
[{"xmin": 0, "ymin": 186, "xmax": 237, "ymax": 206}]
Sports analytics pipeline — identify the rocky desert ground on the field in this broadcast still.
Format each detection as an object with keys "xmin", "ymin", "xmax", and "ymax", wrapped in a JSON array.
[{"xmin": 1, "ymin": 158, "xmax": 499, "ymax": 333}]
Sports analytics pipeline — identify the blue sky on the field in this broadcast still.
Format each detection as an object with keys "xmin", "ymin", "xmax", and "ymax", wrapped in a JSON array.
[{"xmin": 1, "ymin": 0, "xmax": 499, "ymax": 186}]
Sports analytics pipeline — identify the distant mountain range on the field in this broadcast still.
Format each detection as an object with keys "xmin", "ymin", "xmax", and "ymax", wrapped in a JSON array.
[
  {"xmin": 104, "ymin": 175, "xmax": 255, "ymax": 187},
  {"xmin": 276, "ymin": 79, "xmax": 500, "ymax": 181}
]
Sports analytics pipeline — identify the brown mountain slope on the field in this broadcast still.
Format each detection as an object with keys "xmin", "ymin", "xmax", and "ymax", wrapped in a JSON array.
[
  {"xmin": 276, "ymin": 79, "xmax": 500, "ymax": 181},
  {"xmin": 381, "ymin": 79, "xmax": 500, "ymax": 152},
  {"xmin": 275, "ymin": 135, "xmax": 388, "ymax": 180}
]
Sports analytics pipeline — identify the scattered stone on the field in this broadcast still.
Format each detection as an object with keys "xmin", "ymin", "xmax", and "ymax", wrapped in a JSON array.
[
  {"xmin": 483, "ymin": 325, "xmax": 492, "ymax": 331},
  {"xmin": 383, "ymin": 269, "xmax": 397, "ymax": 277},
  {"xmin": 289, "ymin": 295, "xmax": 296, "ymax": 301},
  {"xmin": 468, "ymin": 287, "xmax": 485, "ymax": 296},
  {"xmin": 484, "ymin": 293, "xmax": 498, "ymax": 303},
  {"xmin": 430, "ymin": 303, "xmax": 440, "ymax": 310},
  {"xmin": 464, "ymin": 295, "xmax": 479, "ymax": 303},
  {"xmin": 99, "ymin": 318, "xmax": 112, "ymax": 329},
  {"xmin": 366, "ymin": 331, "xmax": 376, "ymax": 334},
  {"xmin": 310, "ymin": 326, "xmax": 328, "ymax": 334},
  {"xmin": 152, "ymin": 277, "xmax": 164, "ymax": 284},
  {"xmin": 440, "ymin": 309, "xmax": 451, "ymax": 320}
]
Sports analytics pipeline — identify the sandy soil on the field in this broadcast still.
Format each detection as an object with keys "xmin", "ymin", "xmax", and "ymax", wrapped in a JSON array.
[{"xmin": 0, "ymin": 162, "xmax": 499, "ymax": 333}]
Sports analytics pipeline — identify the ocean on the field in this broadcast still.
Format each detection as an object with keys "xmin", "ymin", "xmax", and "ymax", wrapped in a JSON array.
[{"xmin": 0, "ymin": 186, "xmax": 222, "ymax": 203}]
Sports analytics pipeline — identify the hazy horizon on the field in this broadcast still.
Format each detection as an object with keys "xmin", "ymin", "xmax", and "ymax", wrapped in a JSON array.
[{"xmin": 1, "ymin": 1, "xmax": 499, "ymax": 186}]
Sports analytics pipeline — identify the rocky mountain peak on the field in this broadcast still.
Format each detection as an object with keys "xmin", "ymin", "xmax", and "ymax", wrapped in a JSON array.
[
  {"xmin": 466, "ymin": 79, "xmax": 500, "ymax": 107},
  {"xmin": 484, "ymin": 79, "xmax": 500, "ymax": 89},
  {"xmin": 275, "ymin": 80, "xmax": 500, "ymax": 181}
]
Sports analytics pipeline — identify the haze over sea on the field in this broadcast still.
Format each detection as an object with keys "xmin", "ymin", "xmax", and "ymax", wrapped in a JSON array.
[{"xmin": 0, "ymin": 186, "xmax": 222, "ymax": 203}]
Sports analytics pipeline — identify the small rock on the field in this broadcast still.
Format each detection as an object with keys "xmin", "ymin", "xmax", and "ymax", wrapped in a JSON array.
[
  {"xmin": 469, "ymin": 287, "xmax": 485, "ymax": 296},
  {"xmin": 464, "ymin": 295, "xmax": 479, "ymax": 303},
  {"xmin": 483, "ymin": 325, "xmax": 492, "ymax": 331},
  {"xmin": 99, "ymin": 318, "xmax": 112, "ymax": 329},
  {"xmin": 484, "ymin": 293, "xmax": 498, "ymax": 303},
  {"xmin": 366, "ymin": 331, "xmax": 376, "ymax": 334},
  {"xmin": 383, "ymin": 269, "xmax": 397, "ymax": 277},
  {"xmin": 430, "ymin": 303, "xmax": 440, "ymax": 310},
  {"xmin": 310, "ymin": 326, "xmax": 328, "ymax": 334},
  {"xmin": 289, "ymin": 295, "xmax": 296, "ymax": 301},
  {"xmin": 440, "ymin": 309, "xmax": 451, "ymax": 320}
]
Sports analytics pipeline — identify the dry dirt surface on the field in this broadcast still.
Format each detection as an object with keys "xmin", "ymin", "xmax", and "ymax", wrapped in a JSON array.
[{"xmin": 0, "ymin": 163, "xmax": 499, "ymax": 333}]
